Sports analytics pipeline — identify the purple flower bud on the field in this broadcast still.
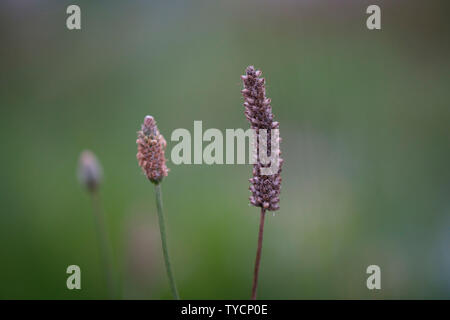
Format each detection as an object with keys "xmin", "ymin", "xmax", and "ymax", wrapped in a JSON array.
[{"xmin": 78, "ymin": 150, "xmax": 102, "ymax": 192}]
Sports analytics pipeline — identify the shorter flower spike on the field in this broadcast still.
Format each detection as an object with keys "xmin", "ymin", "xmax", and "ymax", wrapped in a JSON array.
[
  {"xmin": 78, "ymin": 150, "xmax": 103, "ymax": 193},
  {"xmin": 136, "ymin": 115, "xmax": 169, "ymax": 184}
]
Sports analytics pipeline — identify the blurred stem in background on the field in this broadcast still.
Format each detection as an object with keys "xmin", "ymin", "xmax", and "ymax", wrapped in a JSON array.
[
  {"xmin": 154, "ymin": 184, "xmax": 180, "ymax": 300},
  {"xmin": 251, "ymin": 208, "xmax": 266, "ymax": 300},
  {"xmin": 90, "ymin": 190, "xmax": 117, "ymax": 299}
]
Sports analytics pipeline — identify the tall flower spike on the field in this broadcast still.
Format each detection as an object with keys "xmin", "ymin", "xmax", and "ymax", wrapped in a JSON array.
[
  {"xmin": 136, "ymin": 115, "xmax": 169, "ymax": 184},
  {"xmin": 242, "ymin": 66, "xmax": 283, "ymax": 211}
]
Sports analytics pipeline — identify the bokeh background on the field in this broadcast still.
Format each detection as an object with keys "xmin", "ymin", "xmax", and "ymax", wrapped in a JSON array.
[{"xmin": 1, "ymin": 0, "xmax": 449, "ymax": 299}]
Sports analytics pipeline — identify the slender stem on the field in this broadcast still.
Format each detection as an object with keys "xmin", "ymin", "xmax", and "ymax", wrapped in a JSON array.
[
  {"xmin": 154, "ymin": 183, "xmax": 180, "ymax": 300},
  {"xmin": 91, "ymin": 190, "xmax": 116, "ymax": 299},
  {"xmin": 251, "ymin": 208, "xmax": 266, "ymax": 300}
]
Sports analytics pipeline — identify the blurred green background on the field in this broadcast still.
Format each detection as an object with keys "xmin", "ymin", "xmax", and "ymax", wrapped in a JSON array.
[{"xmin": 1, "ymin": 0, "xmax": 449, "ymax": 299}]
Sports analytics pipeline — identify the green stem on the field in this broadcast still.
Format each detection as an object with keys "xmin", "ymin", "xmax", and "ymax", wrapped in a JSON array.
[
  {"xmin": 91, "ymin": 190, "xmax": 117, "ymax": 299},
  {"xmin": 154, "ymin": 183, "xmax": 180, "ymax": 300}
]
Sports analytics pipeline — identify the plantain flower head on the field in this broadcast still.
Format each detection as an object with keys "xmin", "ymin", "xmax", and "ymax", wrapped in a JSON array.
[
  {"xmin": 136, "ymin": 115, "xmax": 169, "ymax": 184},
  {"xmin": 241, "ymin": 66, "xmax": 283, "ymax": 211}
]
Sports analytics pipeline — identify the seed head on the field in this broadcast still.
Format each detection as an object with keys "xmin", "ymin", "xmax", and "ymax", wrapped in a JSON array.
[
  {"xmin": 78, "ymin": 150, "xmax": 103, "ymax": 193},
  {"xmin": 242, "ymin": 66, "xmax": 283, "ymax": 211},
  {"xmin": 136, "ymin": 115, "xmax": 169, "ymax": 184}
]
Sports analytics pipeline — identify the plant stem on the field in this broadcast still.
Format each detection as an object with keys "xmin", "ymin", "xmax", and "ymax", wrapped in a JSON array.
[
  {"xmin": 154, "ymin": 183, "xmax": 180, "ymax": 300},
  {"xmin": 91, "ymin": 190, "xmax": 116, "ymax": 299},
  {"xmin": 251, "ymin": 208, "xmax": 266, "ymax": 300}
]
